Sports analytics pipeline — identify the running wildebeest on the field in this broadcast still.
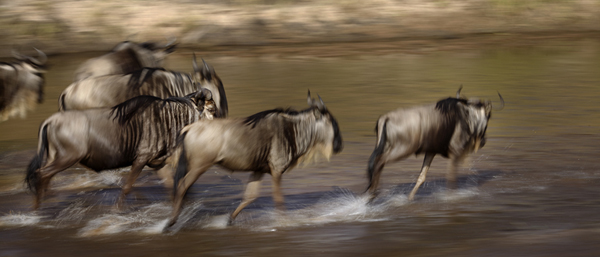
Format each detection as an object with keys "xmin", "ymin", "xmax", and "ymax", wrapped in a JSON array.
[
  {"xmin": 25, "ymin": 89, "xmax": 217, "ymax": 209},
  {"xmin": 73, "ymin": 40, "xmax": 176, "ymax": 81},
  {"xmin": 60, "ymin": 55, "xmax": 228, "ymax": 118},
  {"xmin": 366, "ymin": 88, "xmax": 504, "ymax": 201},
  {"xmin": 0, "ymin": 49, "xmax": 47, "ymax": 121},
  {"xmin": 166, "ymin": 91, "xmax": 343, "ymax": 228}
]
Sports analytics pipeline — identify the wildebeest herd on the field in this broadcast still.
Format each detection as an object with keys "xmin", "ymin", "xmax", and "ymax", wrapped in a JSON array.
[{"xmin": 1, "ymin": 41, "xmax": 504, "ymax": 231}]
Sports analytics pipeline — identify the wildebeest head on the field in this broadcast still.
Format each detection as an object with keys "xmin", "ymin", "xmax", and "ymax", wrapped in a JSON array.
[
  {"xmin": 455, "ymin": 92, "xmax": 504, "ymax": 152},
  {"xmin": 306, "ymin": 90, "xmax": 343, "ymax": 155},
  {"xmin": 112, "ymin": 39, "xmax": 177, "ymax": 65},
  {"xmin": 11, "ymin": 48, "xmax": 47, "ymax": 75},
  {"xmin": 73, "ymin": 39, "xmax": 177, "ymax": 81},
  {"xmin": 191, "ymin": 54, "xmax": 228, "ymax": 118},
  {"xmin": 0, "ymin": 48, "xmax": 47, "ymax": 121},
  {"xmin": 188, "ymin": 88, "xmax": 217, "ymax": 120}
]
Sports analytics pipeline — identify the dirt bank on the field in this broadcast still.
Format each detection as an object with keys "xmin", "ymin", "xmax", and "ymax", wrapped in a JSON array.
[{"xmin": 1, "ymin": 0, "xmax": 599, "ymax": 57}]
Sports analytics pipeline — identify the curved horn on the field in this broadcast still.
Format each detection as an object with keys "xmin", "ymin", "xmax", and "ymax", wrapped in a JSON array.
[
  {"xmin": 456, "ymin": 84, "xmax": 463, "ymax": 99},
  {"xmin": 494, "ymin": 91, "xmax": 505, "ymax": 111},
  {"xmin": 317, "ymin": 94, "xmax": 326, "ymax": 110},
  {"xmin": 34, "ymin": 48, "xmax": 47, "ymax": 65},
  {"xmin": 192, "ymin": 53, "xmax": 199, "ymax": 72},
  {"xmin": 165, "ymin": 36, "xmax": 177, "ymax": 47},
  {"xmin": 11, "ymin": 49, "xmax": 27, "ymax": 61},
  {"xmin": 201, "ymin": 58, "xmax": 210, "ymax": 72}
]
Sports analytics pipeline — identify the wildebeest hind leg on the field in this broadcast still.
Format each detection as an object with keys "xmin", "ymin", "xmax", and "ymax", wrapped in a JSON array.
[
  {"xmin": 34, "ymin": 158, "xmax": 80, "ymax": 209},
  {"xmin": 408, "ymin": 153, "xmax": 435, "ymax": 201},
  {"xmin": 168, "ymin": 165, "xmax": 210, "ymax": 227},
  {"xmin": 230, "ymin": 171, "xmax": 264, "ymax": 224}
]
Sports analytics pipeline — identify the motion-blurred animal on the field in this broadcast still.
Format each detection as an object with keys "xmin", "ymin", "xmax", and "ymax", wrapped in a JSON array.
[
  {"xmin": 73, "ymin": 40, "xmax": 176, "ymax": 81},
  {"xmin": 366, "ymin": 88, "xmax": 504, "ymax": 201},
  {"xmin": 26, "ymin": 89, "xmax": 216, "ymax": 209},
  {"xmin": 60, "ymin": 55, "xmax": 228, "ymax": 118},
  {"xmin": 0, "ymin": 49, "xmax": 46, "ymax": 121},
  {"xmin": 167, "ymin": 91, "xmax": 343, "ymax": 228}
]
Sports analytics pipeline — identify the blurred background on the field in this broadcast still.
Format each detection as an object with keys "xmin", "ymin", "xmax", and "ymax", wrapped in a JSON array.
[
  {"xmin": 1, "ymin": 1, "xmax": 600, "ymax": 256},
  {"xmin": 1, "ymin": 0, "xmax": 599, "ymax": 56}
]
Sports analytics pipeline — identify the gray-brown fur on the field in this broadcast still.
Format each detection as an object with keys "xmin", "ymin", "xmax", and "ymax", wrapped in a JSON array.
[
  {"xmin": 166, "ymin": 91, "xmax": 343, "ymax": 228},
  {"xmin": 366, "ymin": 89, "xmax": 503, "ymax": 201},
  {"xmin": 60, "ymin": 55, "xmax": 228, "ymax": 118},
  {"xmin": 25, "ymin": 89, "xmax": 216, "ymax": 209},
  {"xmin": 0, "ymin": 49, "xmax": 46, "ymax": 121},
  {"xmin": 73, "ymin": 40, "xmax": 176, "ymax": 81}
]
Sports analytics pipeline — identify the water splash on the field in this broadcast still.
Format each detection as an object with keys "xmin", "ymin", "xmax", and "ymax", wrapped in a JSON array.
[
  {"xmin": 202, "ymin": 214, "xmax": 230, "ymax": 229},
  {"xmin": 78, "ymin": 203, "xmax": 173, "ymax": 237},
  {"xmin": 54, "ymin": 170, "xmax": 125, "ymax": 191},
  {"xmin": 245, "ymin": 188, "xmax": 391, "ymax": 231},
  {"xmin": 0, "ymin": 212, "xmax": 44, "ymax": 227},
  {"xmin": 433, "ymin": 188, "xmax": 480, "ymax": 202}
]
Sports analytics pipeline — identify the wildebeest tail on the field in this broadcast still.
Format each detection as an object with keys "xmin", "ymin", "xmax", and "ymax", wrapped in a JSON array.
[
  {"xmin": 367, "ymin": 118, "xmax": 388, "ymax": 190},
  {"xmin": 26, "ymin": 123, "xmax": 48, "ymax": 193},
  {"xmin": 173, "ymin": 131, "xmax": 188, "ymax": 197}
]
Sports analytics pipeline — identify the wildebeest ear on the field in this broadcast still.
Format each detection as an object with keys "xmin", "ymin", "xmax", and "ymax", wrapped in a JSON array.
[{"xmin": 307, "ymin": 90, "xmax": 314, "ymax": 106}]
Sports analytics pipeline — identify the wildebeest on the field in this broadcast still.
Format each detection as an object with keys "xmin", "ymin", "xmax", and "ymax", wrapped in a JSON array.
[
  {"xmin": 26, "ymin": 89, "xmax": 217, "ymax": 209},
  {"xmin": 73, "ymin": 40, "xmax": 176, "ymax": 81},
  {"xmin": 60, "ymin": 55, "xmax": 228, "ymax": 118},
  {"xmin": 0, "ymin": 49, "xmax": 47, "ymax": 121},
  {"xmin": 166, "ymin": 91, "xmax": 343, "ymax": 227},
  {"xmin": 366, "ymin": 89, "xmax": 504, "ymax": 201}
]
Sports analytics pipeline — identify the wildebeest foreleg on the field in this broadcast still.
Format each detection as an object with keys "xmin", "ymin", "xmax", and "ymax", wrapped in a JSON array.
[
  {"xmin": 230, "ymin": 171, "xmax": 264, "ymax": 223},
  {"xmin": 271, "ymin": 173, "xmax": 285, "ymax": 212},
  {"xmin": 446, "ymin": 156, "xmax": 465, "ymax": 190},
  {"xmin": 408, "ymin": 153, "xmax": 435, "ymax": 201},
  {"xmin": 116, "ymin": 160, "xmax": 147, "ymax": 209}
]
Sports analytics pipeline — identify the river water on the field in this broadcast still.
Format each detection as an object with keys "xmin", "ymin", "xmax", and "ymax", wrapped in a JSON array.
[{"xmin": 1, "ymin": 36, "xmax": 600, "ymax": 256}]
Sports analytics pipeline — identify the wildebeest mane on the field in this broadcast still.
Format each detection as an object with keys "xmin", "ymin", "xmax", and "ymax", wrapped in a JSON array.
[
  {"xmin": 110, "ymin": 95, "xmax": 195, "ymax": 125},
  {"xmin": 435, "ymin": 97, "xmax": 467, "ymax": 115},
  {"xmin": 125, "ymin": 68, "xmax": 191, "ymax": 97},
  {"xmin": 126, "ymin": 68, "xmax": 166, "ymax": 90},
  {"xmin": 111, "ymin": 95, "xmax": 162, "ymax": 124},
  {"xmin": 243, "ymin": 108, "xmax": 306, "ymax": 128}
]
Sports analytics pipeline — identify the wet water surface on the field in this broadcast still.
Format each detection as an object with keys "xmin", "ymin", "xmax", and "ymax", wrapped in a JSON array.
[{"xmin": 1, "ymin": 37, "xmax": 600, "ymax": 256}]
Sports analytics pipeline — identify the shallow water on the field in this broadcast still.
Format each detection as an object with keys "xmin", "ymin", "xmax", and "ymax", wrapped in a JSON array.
[{"xmin": 1, "ymin": 36, "xmax": 600, "ymax": 256}]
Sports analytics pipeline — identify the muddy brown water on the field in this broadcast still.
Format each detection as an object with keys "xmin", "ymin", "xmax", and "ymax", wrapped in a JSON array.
[{"xmin": 1, "ymin": 37, "xmax": 600, "ymax": 256}]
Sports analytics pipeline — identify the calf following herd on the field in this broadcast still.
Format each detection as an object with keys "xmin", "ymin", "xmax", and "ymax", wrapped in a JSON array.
[{"xmin": 13, "ymin": 41, "xmax": 503, "ymax": 230}]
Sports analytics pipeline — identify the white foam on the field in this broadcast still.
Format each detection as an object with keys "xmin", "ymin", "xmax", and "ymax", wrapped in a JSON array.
[
  {"xmin": 202, "ymin": 214, "xmax": 230, "ymax": 229},
  {"xmin": 0, "ymin": 213, "xmax": 44, "ymax": 226}
]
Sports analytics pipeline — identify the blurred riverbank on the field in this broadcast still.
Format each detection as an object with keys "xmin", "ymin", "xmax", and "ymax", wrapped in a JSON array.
[{"xmin": 1, "ymin": 0, "xmax": 599, "ymax": 57}]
